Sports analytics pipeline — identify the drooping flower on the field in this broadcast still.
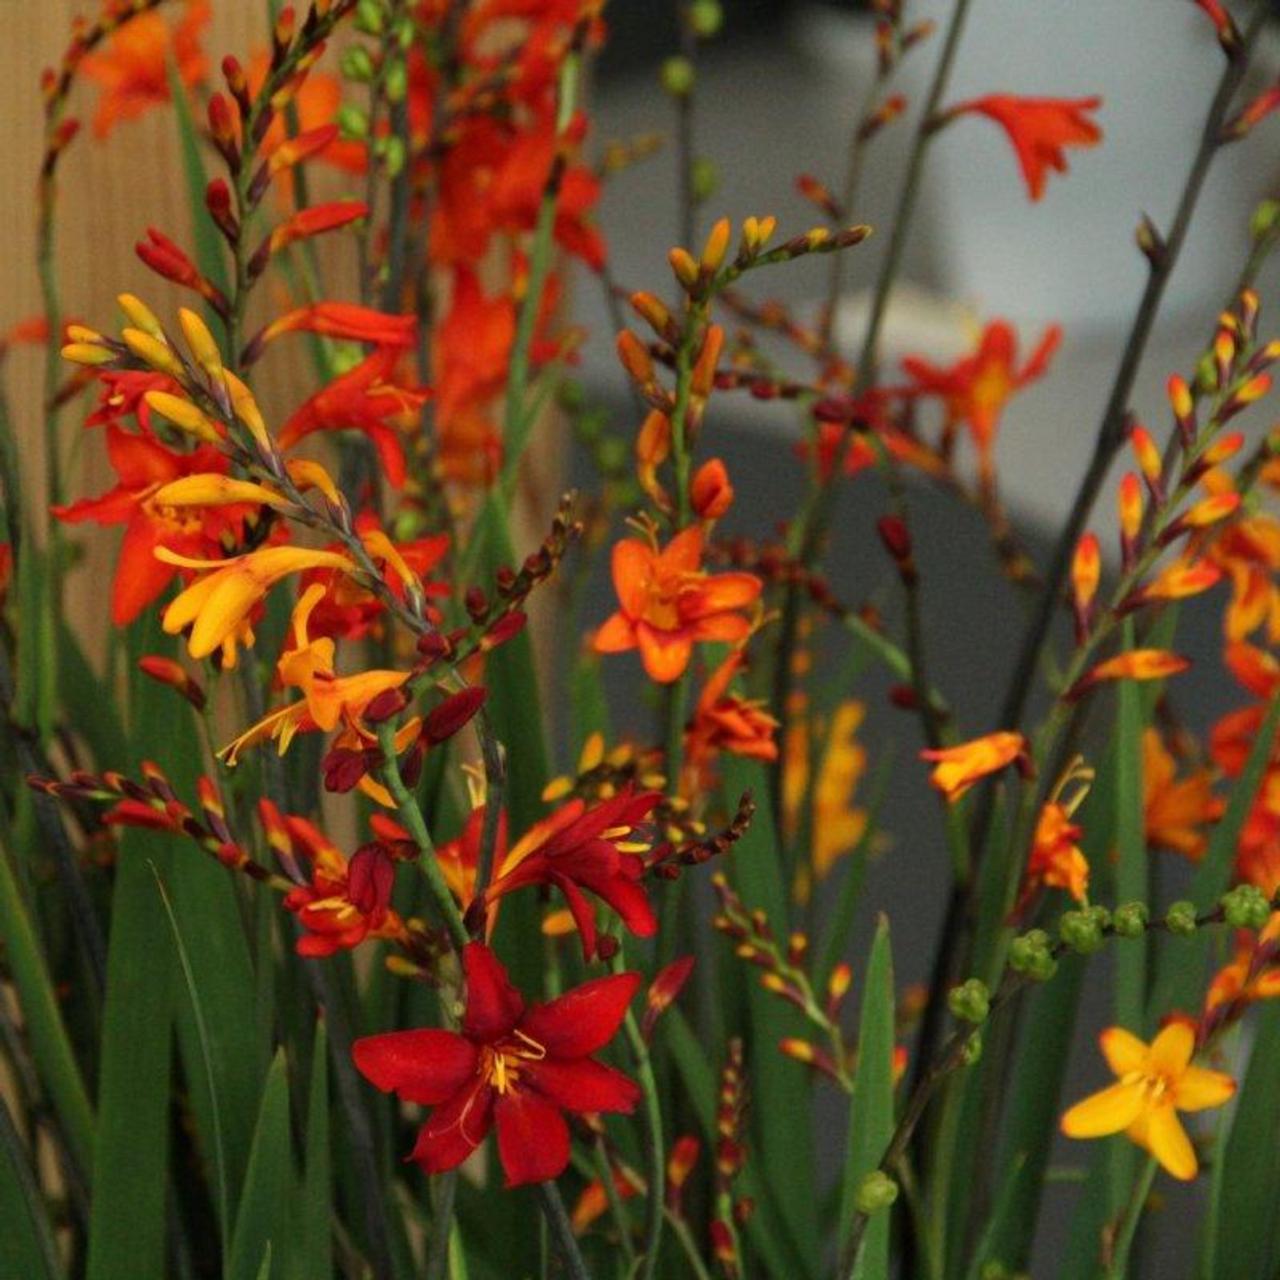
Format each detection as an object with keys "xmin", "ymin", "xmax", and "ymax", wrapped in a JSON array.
[
  {"xmin": 51, "ymin": 426, "xmax": 244, "ymax": 625},
  {"xmin": 278, "ymin": 348, "xmax": 429, "ymax": 490},
  {"xmin": 259, "ymin": 800, "xmax": 405, "ymax": 956},
  {"xmin": 921, "ymin": 731, "xmax": 1027, "ymax": 803},
  {"xmin": 160, "ymin": 544, "xmax": 357, "ymax": 664},
  {"xmin": 353, "ymin": 942, "xmax": 641, "ymax": 1187},
  {"xmin": 80, "ymin": 0, "xmax": 211, "ymax": 138},
  {"xmin": 219, "ymin": 583, "xmax": 410, "ymax": 763},
  {"xmin": 684, "ymin": 649, "xmax": 779, "ymax": 774},
  {"xmin": 594, "ymin": 526, "xmax": 762, "ymax": 683},
  {"xmin": 901, "ymin": 320, "xmax": 1061, "ymax": 468},
  {"xmin": 1060, "ymin": 1023, "xmax": 1235, "ymax": 1181},
  {"xmin": 946, "ymin": 95, "xmax": 1103, "ymax": 201},
  {"xmin": 473, "ymin": 789, "xmax": 661, "ymax": 961},
  {"xmin": 1204, "ymin": 912, "xmax": 1280, "ymax": 1021},
  {"xmin": 1143, "ymin": 729, "xmax": 1223, "ymax": 861},
  {"xmin": 1022, "ymin": 801, "xmax": 1090, "ymax": 903}
]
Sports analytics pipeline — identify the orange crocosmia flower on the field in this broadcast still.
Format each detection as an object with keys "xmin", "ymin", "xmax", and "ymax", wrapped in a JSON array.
[
  {"xmin": 1021, "ymin": 801, "xmax": 1089, "ymax": 904},
  {"xmin": 1204, "ymin": 912, "xmax": 1280, "ymax": 1019},
  {"xmin": 804, "ymin": 701, "xmax": 870, "ymax": 892},
  {"xmin": 1076, "ymin": 649, "xmax": 1190, "ymax": 694},
  {"xmin": 259, "ymin": 800, "xmax": 405, "ymax": 956},
  {"xmin": 219, "ymin": 583, "xmax": 410, "ymax": 764},
  {"xmin": 949, "ymin": 94, "xmax": 1103, "ymax": 201},
  {"xmin": 51, "ymin": 426, "xmax": 243, "ymax": 626},
  {"xmin": 80, "ymin": 0, "xmax": 211, "ymax": 138},
  {"xmin": 1142, "ymin": 729, "xmax": 1223, "ymax": 861},
  {"xmin": 1060, "ymin": 1023, "xmax": 1234, "ymax": 1181},
  {"xmin": 159, "ymin": 544, "xmax": 356, "ymax": 664},
  {"xmin": 594, "ymin": 526, "xmax": 762, "ymax": 683},
  {"xmin": 1237, "ymin": 774, "xmax": 1280, "ymax": 898},
  {"xmin": 1207, "ymin": 513, "xmax": 1280, "ymax": 643},
  {"xmin": 684, "ymin": 649, "xmax": 779, "ymax": 774},
  {"xmin": 1210, "ymin": 642, "xmax": 1280, "ymax": 777},
  {"xmin": 258, "ymin": 303, "xmax": 416, "ymax": 349},
  {"xmin": 901, "ymin": 320, "xmax": 1061, "ymax": 464},
  {"xmin": 278, "ymin": 348, "xmax": 429, "ymax": 490},
  {"xmin": 920, "ymin": 731, "xmax": 1026, "ymax": 803}
]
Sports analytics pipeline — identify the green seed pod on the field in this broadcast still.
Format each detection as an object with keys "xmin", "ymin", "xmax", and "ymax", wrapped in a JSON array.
[
  {"xmin": 1221, "ymin": 884, "xmax": 1271, "ymax": 931},
  {"xmin": 1059, "ymin": 909, "xmax": 1104, "ymax": 955},
  {"xmin": 661, "ymin": 56, "xmax": 696, "ymax": 98},
  {"xmin": 853, "ymin": 1170, "xmax": 898, "ymax": 1215},
  {"xmin": 960, "ymin": 1030, "xmax": 983, "ymax": 1066},
  {"xmin": 382, "ymin": 135, "xmax": 406, "ymax": 179},
  {"xmin": 337, "ymin": 104, "xmax": 369, "ymax": 141},
  {"xmin": 1112, "ymin": 902, "xmax": 1149, "ymax": 938},
  {"xmin": 1251, "ymin": 198, "xmax": 1280, "ymax": 242},
  {"xmin": 948, "ymin": 978, "xmax": 991, "ymax": 1024},
  {"xmin": 689, "ymin": 0, "xmax": 724, "ymax": 38},
  {"xmin": 340, "ymin": 46, "xmax": 375, "ymax": 83},
  {"xmin": 690, "ymin": 156, "xmax": 719, "ymax": 203},
  {"xmin": 1165, "ymin": 900, "xmax": 1198, "ymax": 937},
  {"xmin": 384, "ymin": 58, "xmax": 408, "ymax": 104},
  {"xmin": 355, "ymin": 0, "xmax": 384, "ymax": 35}
]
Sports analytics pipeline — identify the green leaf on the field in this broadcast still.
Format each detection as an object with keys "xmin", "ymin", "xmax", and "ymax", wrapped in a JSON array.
[
  {"xmin": 0, "ymin": 832, "xmax": 94, "ymax": 1177},
  {"xmin": 302, "ymin": 1022, "xmax": 332, "ymax": 1280},
  {"xmin": 721, "ymin": 756, "xmax": 819, "ymax": 1274},
  {"xmin": 839, "ymin": 916, "xmax": 895, "ymax": 1280},
  {"xmin": 962, "ymin": 1153, "xmax": 1027, "ymax": 1280},
  {"xmin": 0, "ymin": 1092, "xmax": 64, "ymax": 1280},
  {"xmin": 57, "ymin": 619, "xmax": 127, "ymax": 768},
  {"xmin": 229, "ymin": 1051, "xmax": 295, "ymax": 1280},
  {"xmin": 152, "ymin": 864, "xmax": 230, "ymax": 1262},
  {"xmin": 1205, "ymin": 1000, "xmax": 1280, "ymax": 1279},
  {"xmin": 85, "ymin": 829, "xmax": 176, "ymax": 1280}
]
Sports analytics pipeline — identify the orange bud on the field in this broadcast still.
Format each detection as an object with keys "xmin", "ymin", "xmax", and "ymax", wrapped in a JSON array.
[
  {"xmin": 1201, "ymin": 431, "xmax": 1245, "ymax": 466},
  {"xmin": 779, "ymin": 1037, "xmax": 816, "ymax": 1064},
  {"xmin": 691, "ymin": 324, "xmax": 725, "ymax": 400},
  {"xmin": 1075, "ymin": 649, "xmax": 1190, "ymax": 693},
  {"xmin": 642, "ymin": 955, "xmax": 695, "ymax": 1040},
  {"xmin": 1224, "ymin": 372, "xmax": 1271, "ymax": 416},
  {"xmin": 1129, "ymin": 425, "xmax": 1162, "ymax": 486},
  {"xmin": 1071, "ymin": 532, "xmax": 1101, "ymax": 612},
  {"xmin": 920, "ymin": 731, "xmax": 1027, "ymax": 803},
  {"xmin": 691, "ymin": 458, "xmax": 734, "ymax": 519},
  {"xmin": 668, "ymin": 246, "xmax": 699, "ymax": 290},
  {"xmin": 700, "ymin": 216, "xmax": 732, "ymax": 274},
  {"xmin": 667, "ymin": 1135, "xmax": 700, "ymax": 1191},
  {"xmin": 616, "ymin": 329, "xmax": 655, "ymax": 387},
  {"xmin": 636, "ymin": 410, "xmax": 671, "ymax": 466},
  {"xmin": 1179, "ymin": 491, "xmax": 1240, "ymax": 529},
  {"xmin": 630, "ymin": 291, "xmax": 673, "ymax": 338},
  {"xmin": 1118, "ymin": 472, "xmax": 1143, "ymax": 542},
  {"xmin": 1140, "ymin": 558, "xmax": 1223, "ymax": 602},
  {"xmin": 740, "ymin": 215, "xmax": 777, "ymax": 256},
  {"xmin": 122, "ymin": 328, "xmax": 185, "ymax": 379},
  {"xmin": 138, "ymin": 656, "xmax": 206, "ymax": 710}
]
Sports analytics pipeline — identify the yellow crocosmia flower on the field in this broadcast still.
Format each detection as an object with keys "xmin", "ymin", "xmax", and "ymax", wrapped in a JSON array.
[
  {"xmin": 812, "ymin": 701, "xmax": 869, "ymax": 883},
  {"xmin": 222, "ymin": 370, "xmax": 272, "ymax": 449},
  {"xmin": 152, "ymin": 474, "xmax": 290, "ymax": 510},
  {"xmin": 179, "ymin": 307, "xmax": 223, "ymax": 380},
  {"xmin": 1060, "ymin": 1023, "xmax": 1235, "ymax": 1181},
  {"xmin": 144, "ymin": 390, "xmax": 223, "ymax": 443},
  {"xmin": 157, "ymin": 545, "xmax": 355, "ymax": 661},
  {"xmin": 286, "ymin": 458, "xmax": 342, "ymax": 505}
]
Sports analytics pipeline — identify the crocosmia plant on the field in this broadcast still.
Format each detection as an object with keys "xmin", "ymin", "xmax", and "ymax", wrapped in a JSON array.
[{"xmin": 7, "ymin": 1, "xmax": 1280, "ymax": 1277}]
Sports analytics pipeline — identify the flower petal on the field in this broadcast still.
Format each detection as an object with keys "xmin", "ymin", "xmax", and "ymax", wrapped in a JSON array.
[
  {"xmin": 1134, "ymin": 1103, "xmax": 1198, "ymax": 1181},
  {"xmin": 410, "ymin": 1075, "xmax": 493, "ymax": 1175},
  {"xmin": 1173, "ymin": 1066, "xmax": 1235, "ymax": 1113},
  {"xmin": 352, "ymin": 1029, "xmax": 477, "ymax": 1105},
  {"xmin": 636, "ymin": 625, "xmax": 692, "ymax": 683},
  {"xmin": 526, "ymin": 1056, "xmax": 641, "ymax": 1115},
  {"xmin": 494, "ymin": 1090, "xmax": 570, "ymax": 1187},
  {"xmin": 461, "ymin": 942, "xmax": 524, "ymax": 1043},
  {"xmin": 1147, "ymin": 1022, "xmax": 1195, "ymax": 1076},
  {"xmin": 520, "ymin": 972, "xmax": 642, "ymax": 1059},
  {"xmin": 1060, "ymin": 1081, "xmax": 1145, "ymax": 1138},
  {"xmin": 1098, "ymin": 1027, "xmax": 1148, "ymax": 1078}
]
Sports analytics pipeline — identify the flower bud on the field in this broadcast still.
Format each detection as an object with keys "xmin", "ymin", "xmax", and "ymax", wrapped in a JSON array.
[
  {"xmin": 1059, "ymin": 909, "xmax": 1104, "ymax": 954},
  {"xmin": 1112, "ymin": 902, "xmax": 1149, "ymax": 938},
  {"xmin": 947, "ymin": 978, "xmax": 990, "ymax": 1024},
  {"xmin": 1221, "ymin": 883, "xmax": 1271, "ymax": 930},
  {"xmin": 853, "ymin": 1170, "xmax": 898, "ymax": 1215},
  {"xmin": 661, "ymin": 56, "xmax": 695, "ymax": 98}
]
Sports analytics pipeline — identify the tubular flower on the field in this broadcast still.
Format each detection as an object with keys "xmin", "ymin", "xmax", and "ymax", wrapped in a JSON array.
[
  {"xmin": 256, "ymin": 303, "xmax": 416, "ymax": 350},
  {"xmin": 473, "ymin": 789, "xmax": 661, "ymax": 961},
  {"xmin": 52, "ymin": 427, "xmax": 244, "ymax": 626},
  {"xmin": 1206, "ymin": 512, "xmax": 1280, "ymax": 643},
  {"xmin": 219, "ymin": 584, "xmax": 410, "ymax": 764},
  {"xmin": 901, "ymin": 320, "xmax": 1061, "ymax": 466},
  {"xmin": 1021, "ymin": 801, "xmax": 1090, "ymax": 904},
  {"xmin": 1210, "ymin": 642, "xmax": 1280, "ymax": 777},
  {"xmin": 1237, "ymin": 774, "xmax": 1280, "ymax": 897},
  {"xmin": 947, "ymin": 95, "xmax": 1103, "ymax": 201},
  {"xmin": 259, "ymin": 801, "xmax": 404, "ymax": 957},
  {"xmin": 921, "ymin": 731, "xmax": 1027, "ymax": 803},
  {"xmin": 80, "ymin": 0, "xmax": 211, "ymax": 138},
  {"xmin": 594, "ymin": 526, "xmax": 762, "ymax": 683},
  {"xmin": 278, "ymin": 348, "xmax": 430, "ymax": 490},
  {"xmin": 1060, "ymin": 1023, "xmax": 1235, "ymax": 1181},
  {"xmin": 1143, "ymin": 729, "xmax": 1224, "ymax": 861},
  {"xmin": 684, "ymin": 649, "xmax": 780, "ymax": 775},
  {"xmin": 1071, "ymin": 649, "xmax": 1191, "ymax": 698},
  {"xmin": 161, "ymin": 545, "xmax": 358, "ymax": 664},
  {"xmin": 354, "ymin": 943, "xmax": 641, "ymax": 1187}
]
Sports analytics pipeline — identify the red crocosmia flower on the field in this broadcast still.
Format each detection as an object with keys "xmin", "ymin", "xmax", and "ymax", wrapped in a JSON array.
[
  {"xmin": 259, "ymin": 799, "xmax": 405, "ymax": 956},
  {"xmin": 80, "ymin": 0, "xmax": 211, "ymax": 138},
  {"xmin": 279, "ymin": 348, "xmax": 430, "ymax": 490},
  {"xmin": 1238, "ymin": 774, "xmax": 1280, "ymax": 898},
  {"xmin": 594, "ymin": 526, "xmax": 763, "ymax": 684},
  {"xmin": 474, "ymin": 790, "xmax": 661, "ymax": 961},
  {"xmin": 947, "ymin": 95, "xmax": 1103, "ymax": 201},
  {"xmin": 84, "ymin": 370, "xmax": 185, "ymax": 431},
  {"xmin": 902, "ymin": 320, "xmax": 1061, "ymax": 469},
  {"xmin": 354, "ymin": 942, "xmax": 641, "ymax": 1187},
  {"xmin": 376, "ymin": 803, "xmax": 510, "ymax": 910},
  {"xmin": 51, "ymin": 427, "xmax": 243, "ymax": 625},
  {"xmin": 258, "ymin": 303, "xmax": 417, "ymax": 349}
]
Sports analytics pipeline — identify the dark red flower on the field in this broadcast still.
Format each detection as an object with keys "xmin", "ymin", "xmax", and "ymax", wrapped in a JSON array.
[
  {"xmin": 474, "ymin": 789, "xmax": 660, "ymax": 960},
  {"xmin": 354, "ymin": 943, "xmax": 640, "ymax": 1186}
]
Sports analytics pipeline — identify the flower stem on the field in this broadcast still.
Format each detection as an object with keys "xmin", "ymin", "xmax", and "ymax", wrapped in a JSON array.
[
  {"xmin": 537, "ymin": 1180, "xmax": 595, "ymax": 1280},
  {"xmin": 623, "ymin": 1008, "xmax": 665, "ymax": 1280},
  {"xmin": 1105, "ymin": 1156, "xmax": 1157, "ymax": 1280},
  {"xmin": 375, "ymin": 720, "xmax": 470, "ymax": 951}
]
